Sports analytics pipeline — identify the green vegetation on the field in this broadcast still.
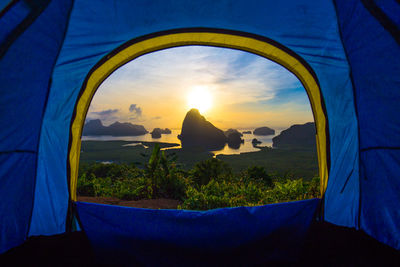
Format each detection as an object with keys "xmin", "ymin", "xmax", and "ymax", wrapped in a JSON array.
[
  {"xmin": 80, "ymin": 140, "xmax": 213, "ymax": 170},
  {"xmin": 80, "ymin": 140, "xmax": 318, "ymax": 179},
  {"xmin": 78, "ymin": 143, "xmax": 320, "ymax": 210}
]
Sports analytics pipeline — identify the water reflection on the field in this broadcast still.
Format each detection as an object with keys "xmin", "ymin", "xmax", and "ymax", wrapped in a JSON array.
[{"xmin": 82, "ymin": 129, "xmax": 282, "ymax": 156}]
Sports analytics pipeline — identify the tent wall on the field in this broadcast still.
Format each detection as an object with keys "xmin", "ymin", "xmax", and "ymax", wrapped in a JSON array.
[
  {"xmin": 0, "ymin": 0, "xmax": 73, "ymax": 253},
  {"xmin": 335, "ymin": 0, "xmax": 400, "ymax": 250},
  {"xmin": 29, "ymin": 0, "xmax": 360, "ymax": 239}
]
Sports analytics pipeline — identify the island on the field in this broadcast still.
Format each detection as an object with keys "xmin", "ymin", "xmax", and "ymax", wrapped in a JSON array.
[
  {"xmin": 82, "ymin": 119, "xmax": 148, "ymax": 136},
  {"xmin": 224, "ymin": 129, "xmax": 243, "ymax": 137},
  {"xmin": 152, "ymin": 128, "xmax": 172, "ymax": 134},
  {"xmin": 253, "ymin": 126, "xmax": 275, "ymax": 136},
  {"xmin": 242, "ymin": 131, "xmax": 252, "ymax": 134},
  {"xmin": 178, "ymin": 109, "xmax": 227, "ymax": 150},
  {"xmin": 272, "ymin": 122, "xmax": 316, "ymax": 148},
  {"xmin": 151, "ymin": 128, "xmax": 162, "ymax": 138},
  {"xmin": 150, "ymin": 128, "xmax": 171, "ymax": 138},
  {"xmin": 226, "ymin": 131, "xmax": 244, "ymax": 149},
  {"xmin": 252, "ymin": 138, "xmax": 262, "ymax": 145},
  {"xmin": 161, "ymin": 128, "xmax": 172, "ymax": 134}
]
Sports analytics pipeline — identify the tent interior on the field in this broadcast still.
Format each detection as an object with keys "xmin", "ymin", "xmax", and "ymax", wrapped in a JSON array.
[{"xmin": 1, "ymin": 0, "xmax": 400, "ymax": 265}]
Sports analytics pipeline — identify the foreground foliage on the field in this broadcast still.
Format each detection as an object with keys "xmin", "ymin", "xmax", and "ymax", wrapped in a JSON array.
[{"xmin": 78, "ymin": 144, "xmax": 320, "ymax": 210}]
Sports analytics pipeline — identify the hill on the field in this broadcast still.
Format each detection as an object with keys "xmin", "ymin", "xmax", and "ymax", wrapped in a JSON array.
[
  {"xmin": 178, "ymin": 109, "xmax": 227, "ymax": 150},
  {"xmin": 82, "ymin": 119, "xmax": 148, "ymax": 136},
  {"xmin": 272, "ymin": 122, "xmax": 316, "ymax": 148}
]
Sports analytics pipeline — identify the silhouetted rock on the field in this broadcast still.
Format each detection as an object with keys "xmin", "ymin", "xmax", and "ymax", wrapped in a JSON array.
[
  {"xmin": 178, "ymin": 109, "xmax": 227, "ymax": 150},
  {"xmin": 83, "ymin": 119, "xmax": 106, "ymax": 135},
  {"xmin": 151, "ymin": 128, "xmax": 162, "ymax": 138},
  {"xmin": 83, "ymin": 119, "xmax": 148, "ymax": 136},
  {"xmin": 252, "ymin": 138, "xmax": 262, "ymax": 145},
  {"xmin": 107, "ymin": 122, "xmax": 148, "ymax": 136},
  {"xmin": 227, "ymin": 131, "xmax": 244, "ymax": 149},
  {"xmin": 272, "ymin": 122, "xmax": 316, "ymax": 148},
  {"xmin": 151, "ymin": 128, "xmax": 172, "ymax": 135},
  {"xmin": 242, "ymin": 131, "xmax": 252, "ymax": 134},
  {"xmin": 253, "ymin": 126, "xmax": 275, "ymax": 136},
  {"xmin": 161, "ymin": 128, "xmax": 172, "ymax": 134},
  {"xmin": 224, "ymin": 129, "xmax": 243, "ymax": 137}
]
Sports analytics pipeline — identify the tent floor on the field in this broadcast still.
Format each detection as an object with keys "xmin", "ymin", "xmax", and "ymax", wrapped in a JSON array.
[{"xmin": 1, "ymin": 221, "xmax": 399, "ymax": 266}]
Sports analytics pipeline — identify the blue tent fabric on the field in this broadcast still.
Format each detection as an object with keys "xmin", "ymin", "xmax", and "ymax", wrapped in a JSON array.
[
  {"xmin": 0, "ymin": 1, "xmax": 30, "ymax": 46},
  {"xmin": 361, "ymin": 150, "xmax": 400, "ymax": 249},
  {"xmin": 0, "ymin": 0, "xmax": 73, "ymax": 253},
  {"xmin": 0, "ymin": 152, "xmax": 36, "ymax": 254},
  {"xmin": 334, "ymin": 0, "xmax": 400, "ymax": 249},
  {"xmin": 0, "ymin": 0, "xmax": 399, "ymax": 255},
  {"xmin": 364, "ymin": 0, "xmax": 400, "ymax": 40},
  {"xmin": 76, "ymin": 199, "xmax": 320, "ymax": 265}
]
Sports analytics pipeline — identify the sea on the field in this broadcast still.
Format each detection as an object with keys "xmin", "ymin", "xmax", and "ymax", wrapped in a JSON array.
[{"xmin": 81, "ymin": 129, "xmax": 283, "ymax": 156}]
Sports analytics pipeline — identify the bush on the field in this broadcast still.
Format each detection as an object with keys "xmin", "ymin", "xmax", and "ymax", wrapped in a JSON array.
[
  {"xmin": 113, "ymin": 177, "xmax": 152, "ymax": 200},
  {"xmin": 180, "ymin": 179, "xmax": 265, "ymax": 210},
  {"xmin": 246, "ymin": 166, "xmax": 272, "ymax": 187},
  {"xmin": 79, "ymin": 162, "xmax": 140, "ymax": 181},
  {"xmin": 77, "ymin": 173, "xmax": 96, "ymax": 196},
  {"xmin": 191, "ymin": 158, "xmax": 232, "ymax": 187},
  {"xmin": 143, "ymin": 144, "xmax": 189, "ymax": 199}
]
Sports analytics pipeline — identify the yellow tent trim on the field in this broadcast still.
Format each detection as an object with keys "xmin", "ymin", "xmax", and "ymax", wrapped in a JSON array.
[{"xmin": 69, "ymin": 31, "xmax": 328, "ymax": 201}]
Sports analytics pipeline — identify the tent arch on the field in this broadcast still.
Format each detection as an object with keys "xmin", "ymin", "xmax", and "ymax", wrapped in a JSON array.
[{"xmin": 68, "ymin": 28, "xmax": 329, "ymax": 201}]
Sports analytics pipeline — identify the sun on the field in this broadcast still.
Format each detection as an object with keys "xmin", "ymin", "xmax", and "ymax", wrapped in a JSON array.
[{"xmin": 187, "ymin": 86, "xmax": 212, "ymax": 113}]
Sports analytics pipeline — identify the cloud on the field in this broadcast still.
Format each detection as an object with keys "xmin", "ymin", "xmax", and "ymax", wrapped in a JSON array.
[
  {"xmin": 91, "ymin": 46, "xmax": 310, "ymax": 129},
  {"xmin": 87, "ymin": 109, "xmax": 120, "ymax": 124},
  {"xmin": 129, "ymin": 104, "xmax": 142, "ymax": 118},
  {"xmin": 96, "ymin": 46, "xmax": 300, "ymax": 107},
  {"xmin": 92, "ymin": 109, "xmax": 119, "ymax": 116}
]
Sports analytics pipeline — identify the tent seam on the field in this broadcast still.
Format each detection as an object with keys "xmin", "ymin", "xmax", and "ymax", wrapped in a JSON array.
[
  {"xmin": 361, "ymin": 0, "xmax": 400, "ymax": 46},
  {"xmin": 0, "ymin": 0, "xmax": 18, "ymax": 17},
  {"xmin": 0, "ymin": 150, "xmax": 36, "ymax": 154},
  {"xmin": 0, "ymin": 0, "xmax": 51, "ymax": 59}
]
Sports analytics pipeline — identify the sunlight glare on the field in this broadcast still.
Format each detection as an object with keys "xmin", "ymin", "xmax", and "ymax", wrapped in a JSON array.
[{"xmin": 187, "ymin": 86, "xmax": 212, "ymax": 113}]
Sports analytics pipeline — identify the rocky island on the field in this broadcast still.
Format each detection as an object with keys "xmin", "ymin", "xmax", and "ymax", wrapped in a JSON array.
[
  {"xmin": 272, "ymin": 122, "xmax": 316, "ymax": 148},
  {"xmin": 178, "ymin": 109, "xmax": 246, "ymax": 150},
  {"xmin": 252, "ymin": 138, "xmax": 262, "ymax": 145},
  {"xmin": 253, "ymin": 126, "xmax": 275, "ymax": 136},
  {"xmin": 151, "ymin": 128, "xmax": 162, "ymax": 138},
  {"xmin": 178, "ymin": 109, "xmax": 227, "ymax": 150},
  {"xmin": 151, "ymin": 128, "xmax": 171, "ymax": 138},
  {"xmin": 226, "ymin": 130, "xmax": 244, "ymax": 149},
  {"xmin": 83, "ymin": 119, "xmax": 148, "ymax": 136},
  {"xmin": 224, "ymin": 129, "xmax": 243, "ymax": 137},
  {"xmin": 154, "ymin": 128, "xmax": 172, "ymax": 134}
]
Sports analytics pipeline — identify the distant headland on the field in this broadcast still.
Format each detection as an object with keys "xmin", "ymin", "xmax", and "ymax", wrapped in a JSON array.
[
  {"xmin": 272, "ymin": 122, "xmax": 316, "ymax": 148},
  {"xmin": 82, "ymin": 119, "xmax": 148, "ymax": 136}
]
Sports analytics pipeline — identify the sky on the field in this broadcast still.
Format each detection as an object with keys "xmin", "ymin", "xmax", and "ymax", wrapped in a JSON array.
[{"xmin": 87, "ymin": 46, "xmax": 313, "ymax": 131}]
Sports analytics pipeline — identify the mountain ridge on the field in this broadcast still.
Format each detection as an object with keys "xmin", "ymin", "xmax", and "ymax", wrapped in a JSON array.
[{"xmin": 82, "ymin": 119, "xmax": 148, "ymax": 136}]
